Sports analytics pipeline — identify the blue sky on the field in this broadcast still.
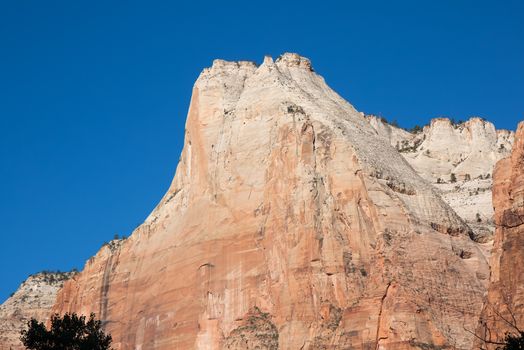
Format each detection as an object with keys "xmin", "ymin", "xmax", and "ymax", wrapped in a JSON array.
[{"xmin": 0, "ymin": 0, "xmax": 522, "ymax": 302}]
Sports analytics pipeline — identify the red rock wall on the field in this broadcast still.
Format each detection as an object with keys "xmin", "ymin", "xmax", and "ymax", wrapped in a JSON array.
[{"xmin": 476, "ymin": 121, "xmax": 524, "ymax": 348}]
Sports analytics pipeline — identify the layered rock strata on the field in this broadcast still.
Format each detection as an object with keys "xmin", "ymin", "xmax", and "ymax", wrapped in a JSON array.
[{"xmin": 368, "ymin": 116, "xmax": 514, "ymax": 243}]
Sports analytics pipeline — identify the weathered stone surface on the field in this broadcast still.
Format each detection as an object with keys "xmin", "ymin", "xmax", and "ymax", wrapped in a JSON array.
[
  {"xmin": 223, "ymin": 307, "xmax": 279, "ymax": 349},
  {"xmin": 40, "ymin": 53, "xmax": 491, "ymax": 349},
  {"xmin": 368, "ymin": 116, "xmax": 514, "ymax": 243},
  {"xmin": 0, "ymin": 271, "xmax": 76, "ymax": 349},
  {"xmin": 476, "ymin": 121, "xmax": 524, "ymax": 348}
]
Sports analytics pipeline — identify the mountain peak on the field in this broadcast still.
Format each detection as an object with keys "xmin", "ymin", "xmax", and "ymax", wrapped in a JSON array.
[
  {"xmin": 3, "ymin": 55, "xmax": 517, "ymax": 350},
  {"xmin": 48, "ymin": 54, "xmax": 489, "ymax": 349}
]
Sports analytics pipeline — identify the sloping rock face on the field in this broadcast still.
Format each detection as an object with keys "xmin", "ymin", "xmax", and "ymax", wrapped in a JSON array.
[
  {"xmin": 0, "ymin": 271, "xmax": 76, "ymax": 349},
  {"xmin": 476, "ymin": 122, "xmax": 524, "ymax": 348},
  {"xmin": 50, "ymin": 54, "xmax": 489, "ymax": 349},
  {"xmin": 368, "ymin": 116, "xmax": 514, "ymax": 243}
]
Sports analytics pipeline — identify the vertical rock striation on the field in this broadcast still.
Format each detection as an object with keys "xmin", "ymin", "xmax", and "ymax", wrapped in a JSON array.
[
  {"xmin": 47, "ymin": 53, "xmax": 491, "ymax": 349},
  {"xmin": 476, "ymin": 122, "xmax": 524, "ymax": 348}
]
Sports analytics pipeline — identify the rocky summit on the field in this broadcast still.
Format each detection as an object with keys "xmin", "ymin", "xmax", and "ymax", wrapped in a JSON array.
[{"xmin": 0, "ymin": 53, "xmax": 521, "ymax": 350}]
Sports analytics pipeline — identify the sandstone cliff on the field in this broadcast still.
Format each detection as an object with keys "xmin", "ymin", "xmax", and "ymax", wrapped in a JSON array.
[
  {"xmin": 476, "ymin": 121, "xmax": 524, "ymax": 348},
  {"xmin": 0, "ymin": 271, "xmax": 76, "ymax": 349},
  {"xmin": 46, "ymin": 54, "xmax": 492, "ymax": 349},
  {"xmin": 368, "ymin": 116, "xmax": 514, "ymax": 243}
]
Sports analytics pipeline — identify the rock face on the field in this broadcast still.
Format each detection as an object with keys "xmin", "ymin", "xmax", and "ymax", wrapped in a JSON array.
[
  {"xmin": 368, "ymin": 116, "xmax": 514, "ymax": 242},
  {"xmin": 476, "ymin": 122, "xmax": 524, "ymax": 348},
  {"xmin": 0, "ymin": 271, "xmax": 76, "ymax": 349},
  {"xmin": 45, "ymin": 53, "xmax": 493, "ymax": 350}
]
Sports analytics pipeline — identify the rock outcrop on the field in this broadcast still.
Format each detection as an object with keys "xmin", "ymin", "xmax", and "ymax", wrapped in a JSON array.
[
  {"xmin": 45, "ymin": 53, "xmax": 492, "ymax": 349},
  {"xmin": 368, "ymin": 116, "xmax": 514, "ymax": 243},
  {"xmin": 476, "ymin": 122, "xmax": 524, "ymax": 348},
  {"xmin": 0, "ymin": 271, "xmax": 76, "ymax": 349}
]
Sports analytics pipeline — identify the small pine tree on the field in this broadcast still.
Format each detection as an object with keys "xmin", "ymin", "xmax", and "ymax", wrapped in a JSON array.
[
  {"xmin": 410, "ymin": 125, "xmax": 423, "ymax": 133},
  {"xmin": 450, "ymin": 173, "xmax": 457, "ymax": 183}
]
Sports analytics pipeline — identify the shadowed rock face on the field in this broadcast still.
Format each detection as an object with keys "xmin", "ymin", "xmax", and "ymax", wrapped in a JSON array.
[
  {"xmin": 476, "ymin": 122, "xmax": 524, "ymax": 348},
  {"xmin": 43, "ymin": 53, "xmax": 490, "ymax": 349}
]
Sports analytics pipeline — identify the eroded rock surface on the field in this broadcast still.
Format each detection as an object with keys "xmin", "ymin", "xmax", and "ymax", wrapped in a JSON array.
[
  {"xmin": 0, "ymin": 271, "xmax": 76, "ymax": 349},
  {"xmin": 476, "ymin": 122, "xmax": 524, "ymax": 348},
  {"xmin": 368, "ymin": 116, "xmax": 514, "ymax": 243}
]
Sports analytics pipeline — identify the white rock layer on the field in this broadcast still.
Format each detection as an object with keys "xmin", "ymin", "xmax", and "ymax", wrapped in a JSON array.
[{"xmin": 367, "ymin": 116, "xmax": 514, "ymax": 242}]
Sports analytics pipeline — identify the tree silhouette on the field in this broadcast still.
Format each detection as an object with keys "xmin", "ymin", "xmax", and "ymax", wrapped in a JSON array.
[{"xmin": 20, "ymin": 313, "xmax": 112, "ymax": 350}]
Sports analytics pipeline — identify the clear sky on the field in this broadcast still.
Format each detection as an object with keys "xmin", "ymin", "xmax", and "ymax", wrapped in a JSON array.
[{"xmin": 0, "ymin": 0, "xmax": 522, "ymax": 302}]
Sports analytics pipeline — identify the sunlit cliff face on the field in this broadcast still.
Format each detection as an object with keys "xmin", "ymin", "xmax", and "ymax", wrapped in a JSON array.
[{"xmin": 2, "ymin": 54, "xmax": 518, "ymax": 350}]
